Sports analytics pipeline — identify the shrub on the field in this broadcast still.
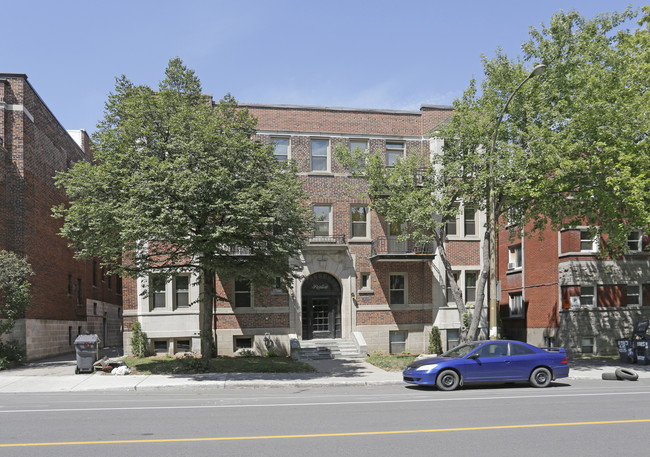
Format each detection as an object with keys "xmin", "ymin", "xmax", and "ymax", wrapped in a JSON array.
[
  {"xmin": 428, "ymin": 326, "xmax": 442, "ymax": 354},
  {"xmin": 130, "ymin": 321, "xmax": 149, "ymax": 358},
  {"xmin": 237, "ymin": 349, "xmax": 256, "ymax": 358},
  {"xmin": 0, "ymin": 340, "xmax": 25, "ymax": 370},
  {"xmin": 266, "ymin": 347, "xmax": 281, "ymax": 357}
]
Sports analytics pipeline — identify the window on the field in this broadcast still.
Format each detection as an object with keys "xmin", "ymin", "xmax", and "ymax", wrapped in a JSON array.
[
  {"xmin": 389, "ymin": 331, "xmax": 407, "ymax": 354},
  {"xmin": 151, "ymin": 274, "xmax": 167, "ymax": 309},
  {"xmin": 476, "ymin": 342, "xmax": 509, "ymax": 358},
  {"xmin": 464, "ymin": 207, "xmax": 476, "ymax": 236},
  {"xmin": 544, "ymin": 336, "xmax": 556, "ymax": 347},
  {"xmin": 445, "ymin": 204, "xmax": 476, "ymax": 237},
  {"xmin": 509, "ymin": 293, "xmax": 523, "ymax": 317},
  {"xmin": 446, "ymin": 272, "xmax": 459, "ymax": 303},
  {"xmin": 153, "ymin": 340, "xmax": 168, "ymax": 353},
  {"xmin": 627, "ymin": 285, "xmax": 640, "ymax": 306},
  {"xmin": 234, "ymin": 279, "xmax": 252, "ymax": 308},
  {"xmin": 628, "ymin": 230, "xmax": 642, "ymax": 252},
  {"xmin": 446, "ymin": 329, "xmax": 460, "ymax": 350},
  {"xmin": 510, "ymin": 342, "xmax": 536, "ymax": 355},
  {"xmin": 581, "ymin": 286, "xmax": 594, "ymax": 307},
  {"xmin": 445, "ymin": 213, "xmax": 457, "ymax": 236},
  {"xmin": 313, "ymin": 205, "xmax": 331, "ymax": 237},
  {"xmin": 386, "ymin": 142, "xmax": 404, "ymax": 167},
  {"xmin": 92, "ymin": 260, "xmax": 97, "ymax": 287},
  {"xmin": 351, "ymin": 206, "xmax": 369, "ymax": 238},
  {"xmin": 389, "ymin": 274, "xmax": 406, "ymax": 305},
  {"xmin": 77, "ymin": 278, "xmax": 82, "ymax": 305},
  {"xmin": 116, "ymin": 276, "xmax": 122, "ymax": 296},
  {"xmin": 175, "ymin": 275, "xmax": 190, "ymax": 308},
  {"xmin": 107, "ymin": 274, "xmax": 112, "ymax": 290},
  {"xmin": 580, "ymin": 230, "xmax": 598, "ymax": 252},
  {"xmin": 349, "ymin": 139, "xmax": 368, "ymax": 170},
  {"xmin": 508, "ymin": 245, "xmax": 522, "ymax": 270},
  {"xmin": 234, "ymin": 336, "xmax": 253, "ymax": 351},
  {"xmin": 581, "ymin": 337, "xmax": 594, "ymax": 354},
  {"xmin": 311, "ymin": 139, "xmax": 329, "ymax": 171},
  {"xmin": 465, "ymin": 272, "xmax": 477, "ymax": 304},
  {"xmin": 360, "ymin": 273, "xmax": 371, "ymax": 290},
  {"xmin": 272, "ymin": 138, "xmax": 289, "ymax": 162},
  {"xmin": 176, "ymin": 340, "xmax": 191, "ymax": 353}
]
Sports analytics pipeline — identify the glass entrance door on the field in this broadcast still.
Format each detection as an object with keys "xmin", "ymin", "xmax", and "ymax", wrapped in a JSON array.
[{"xmin": 311, "ymin": 298, "xmax": 332, "ymax": 338}]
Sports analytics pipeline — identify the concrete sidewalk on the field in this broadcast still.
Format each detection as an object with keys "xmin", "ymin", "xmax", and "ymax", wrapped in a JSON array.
[{"xmin": 0, "ymin": 349, "xmax": 649, "ymax": 393}]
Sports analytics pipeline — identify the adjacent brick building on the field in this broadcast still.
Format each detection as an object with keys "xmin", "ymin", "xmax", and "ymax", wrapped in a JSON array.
[
  {"xmin": 499, "ymin": 223, "xmax": 650, "ymax": 355},
  {"xmin": 123, "ymin": 102, "xmax": 488, "ymax": 356},
  {"xmin": 1, "ymin": 73, "xmax": 122, "ymax": 359}
]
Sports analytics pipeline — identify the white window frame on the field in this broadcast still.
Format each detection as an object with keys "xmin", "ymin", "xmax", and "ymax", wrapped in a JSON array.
[
  {"xmin": 150, "ymin": 274, "xmax": 167, "ymax": 310},
  {"xmin": 509, "ymin": 293, "xmax": 523, "ymax": 317},
  {"xmin": 389, "ymin": 273, "xmax": 407, "ymax": 305},
  {"xmin": 359, "ymin": 272, "xmax": 371, "ymax": 292},
  {"xmin": 310, "ymin": 138, "xmax": 330, "ymax": 172},
  {"xmin": 389, "ymin": 330, "xmax": 408, "ymax": 354},
  {"xmin": 580, "ymin": 230, "xmax": 598, "ymax": 252},
  {"xmin": 312, "ymin": 205, "xmax": 332, "ymax": 237},
  {"xmin": 463, "ymin": 206, "xmax": 476, "ymax": 236},
  {"xmin": 508, "ymin": 245, "xmax": 522, "ymax": 270},
  {"xmin": 271, "ymin": 137, "xmax": 290, "ymax": 162},
  {"xmin": 351, "ymin": 205, "xmax": 370, "ymax": 239},
  {"xmin": 627, "ymin": 284, "xmax": 640, "ymax": 306},
  {"xmin": 349, "ymin": 139, "xmax": 368, "ymax": 171},
  {"xmin": 174, "ymin": 275, "xmax": 190, "ymax": 308},
  {"xmin": 386, "ymin": 141, "xmax": 404, "ymax": 167},
  {"xmin": 581, "ymin": 285, "xmax": 595, "ymax": 307},
  {"xmin": 627, "ymin": 230, "xmax": 643, "ymax": 252},
  {"xmin": 465, "ymin": 271, "xmax": 478, "ymax": 305},
  {"xmin": 234, "ymin": 336, "xmax": 253, "ymax": 351},
  {"xmin": 446, "ymin": 204, "xmax": 478, "ymax": 238}
]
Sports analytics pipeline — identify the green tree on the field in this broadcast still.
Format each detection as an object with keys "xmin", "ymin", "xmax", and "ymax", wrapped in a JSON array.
[
  {"xmin": 0, "ymin": 250, "xmax": 33, "ymax": 338},
  {"xmin": 336, "ymin": 7, "xmax": 649, "ymax": 342},
  {"xmin": 54, "ymin": 58, "xmax": 312, "ymax": 360}
]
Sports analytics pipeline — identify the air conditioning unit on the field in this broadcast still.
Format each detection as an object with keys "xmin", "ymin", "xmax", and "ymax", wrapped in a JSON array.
[{"xmin": 507, "ymin": 262, "xmax": 516, "ymax": 270}]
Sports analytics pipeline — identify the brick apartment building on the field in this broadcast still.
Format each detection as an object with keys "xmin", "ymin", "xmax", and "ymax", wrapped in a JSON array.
[
  {"xmin": 122, "ymin": 102, "xmax": 488, "ymax": 356},
  {"xmin": 499, "ymin": 224, "xmax": 650, "ymax": 355},
  {"xmin": 1, "ymin": 73, "xmax": 122, "ymax": 360}
]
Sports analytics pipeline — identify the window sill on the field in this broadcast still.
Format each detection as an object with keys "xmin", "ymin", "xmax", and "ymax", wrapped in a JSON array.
[
  {"xmin": 358, "ymin": 288, "xmax": 374, "ymax": 295},
  {"xmin": 306, "ymin": 171, "xmax": 334, "ymax": 177},
  {"xmin": 349, "ymin": 237, "xmax": 372, "ymax": 243},
  {"xmin": 506, "ymin": 267, "xmax": 522, "ymax": 275}
]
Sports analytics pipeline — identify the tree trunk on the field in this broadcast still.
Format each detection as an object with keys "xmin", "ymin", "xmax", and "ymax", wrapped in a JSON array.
[
  {"xmin": 467, "ymin": 229, "xmax": 490, "ymax": 341},
  {"xmin": 435, "ymin": 239, "xmax": 469, "ymax": 340},
  {"xmin": 199, "ymin": 265, "xmax": 216, "ymax": 363}
]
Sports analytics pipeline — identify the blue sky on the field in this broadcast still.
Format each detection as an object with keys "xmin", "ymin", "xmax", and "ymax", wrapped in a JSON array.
[{"xmin": 4, "ymin": 0, "xmax": 643, "ymax": 133}]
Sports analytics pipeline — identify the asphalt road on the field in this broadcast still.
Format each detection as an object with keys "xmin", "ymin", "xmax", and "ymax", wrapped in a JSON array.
[{"xmin": 1, "ymin": 380, "xmax": 649, "ymax": 456}]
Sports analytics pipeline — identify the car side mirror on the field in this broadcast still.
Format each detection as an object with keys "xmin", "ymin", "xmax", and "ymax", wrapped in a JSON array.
[{"xmin": 468, "ymin": 352, "xmax": 479, "ymax": 360}]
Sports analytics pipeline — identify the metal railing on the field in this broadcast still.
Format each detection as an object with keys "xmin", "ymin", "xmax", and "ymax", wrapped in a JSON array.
[{"xmin": 370, "ymin": 237, "xmax": 435, "ymax": 257}]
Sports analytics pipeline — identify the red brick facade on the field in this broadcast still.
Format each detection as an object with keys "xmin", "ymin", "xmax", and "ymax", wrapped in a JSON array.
[{"xmin": 1, "ymin": 74, "xmax": 122, "ymax": 359}]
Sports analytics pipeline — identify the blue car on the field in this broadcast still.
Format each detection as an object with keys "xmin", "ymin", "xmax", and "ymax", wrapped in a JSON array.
[{"xmin": 403, "ymin": 340, "xmax": 569, "ymax": 391}]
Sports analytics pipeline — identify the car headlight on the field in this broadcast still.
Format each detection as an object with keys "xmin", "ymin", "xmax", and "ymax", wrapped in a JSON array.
[{"xmin": 415, "ymin": 363, "xmax": 438, "ymax": 371}]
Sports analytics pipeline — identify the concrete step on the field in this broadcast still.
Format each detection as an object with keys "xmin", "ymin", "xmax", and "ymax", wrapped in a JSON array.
[{"xmin": 296, "ymin": 338, "xmax": 364, "ymax": 360}]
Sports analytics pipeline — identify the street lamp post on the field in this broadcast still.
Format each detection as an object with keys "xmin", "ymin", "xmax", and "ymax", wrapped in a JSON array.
[{"xmin": 488, "ymin": 64, "xmax": 546, "ymax": 340}]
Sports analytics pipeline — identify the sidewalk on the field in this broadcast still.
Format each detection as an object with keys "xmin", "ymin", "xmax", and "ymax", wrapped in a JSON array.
[{"xmin": 0, "ymin": 349, "xmax": 648, "ymax": 393}]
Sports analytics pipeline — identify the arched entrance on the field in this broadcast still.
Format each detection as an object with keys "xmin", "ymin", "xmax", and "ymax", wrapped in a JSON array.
[{"xmin": 301, "ymin": 272, "xmax": 341, "ymax": 340}]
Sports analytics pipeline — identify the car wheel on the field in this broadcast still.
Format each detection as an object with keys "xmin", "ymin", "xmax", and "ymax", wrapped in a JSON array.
[
  {"xmin": 529, "ymin": 367, "xmax": 552, "ymax": 388},
  {"xmin": 436, "ymin": 370, "xmax": 460, "ymax": 391},
  {"xmin": 615, "ymin": 368, "xmax": 639, "ymax": 381}
]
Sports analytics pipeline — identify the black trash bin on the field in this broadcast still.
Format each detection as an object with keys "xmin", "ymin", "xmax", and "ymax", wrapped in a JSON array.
[
  {"xmin": 617, "ymin": 338, "xmax": 636, "ymax": 363},
  {"xmin": 635, "ymin": 336, "xmax": 650, "ymax": 365},
  {"xmin": 74, "ymin": 334, "xmax": 101, "ymax": 374}
]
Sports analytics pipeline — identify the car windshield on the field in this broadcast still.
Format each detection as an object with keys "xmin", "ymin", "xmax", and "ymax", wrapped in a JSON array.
[{"xmin": 441, "ymin": 342, "xmax": 483, "ymax": 358}]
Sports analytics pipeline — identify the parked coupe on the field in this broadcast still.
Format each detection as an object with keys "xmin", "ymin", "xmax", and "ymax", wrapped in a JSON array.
[{"xmin": 403, "ymin": 340, "xmax": 569, "ymax": 390}]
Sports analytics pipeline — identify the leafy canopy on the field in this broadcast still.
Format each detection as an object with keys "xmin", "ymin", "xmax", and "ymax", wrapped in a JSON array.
[{"xmin": 0, "ymin": 251, "xmax": 33, "ymax": 337}]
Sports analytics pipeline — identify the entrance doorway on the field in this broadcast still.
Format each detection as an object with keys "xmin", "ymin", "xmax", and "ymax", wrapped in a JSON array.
[{"xmin": 301, "ymin": 272, "xmax": 341, "ymax": 340}]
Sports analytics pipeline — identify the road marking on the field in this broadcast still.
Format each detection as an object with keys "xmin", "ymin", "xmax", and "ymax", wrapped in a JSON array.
[
  {"xmin": 1, "ymin": 390, "xmax": 649, "ymax": 414},
  {"xmin": 2, "ymin": 419, "xmax": 650, "ymax": 447}
]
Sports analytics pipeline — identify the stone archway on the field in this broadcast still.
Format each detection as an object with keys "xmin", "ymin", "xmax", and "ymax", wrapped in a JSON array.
[{"xmin": 301, "ymin": 272, "xmax": 342, "ymax": 340}]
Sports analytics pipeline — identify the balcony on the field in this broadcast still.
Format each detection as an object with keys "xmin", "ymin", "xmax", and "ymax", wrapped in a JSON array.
[
  {"xmin": 303, "ymin": 234, "xmax": 348, "ymax": 251},
  {"xmin": 370, "ymin": 237, "xmax": 436, "ymax": 261}
]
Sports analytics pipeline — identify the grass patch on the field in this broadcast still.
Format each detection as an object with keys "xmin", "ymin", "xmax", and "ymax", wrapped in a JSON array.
[
  {"xmin": 366, "ymin": 354, "xmax": 418, "ymax": 372},
  {"xmin": 123, "ymin": 355, "xmax": 316, "ymax": 375}
]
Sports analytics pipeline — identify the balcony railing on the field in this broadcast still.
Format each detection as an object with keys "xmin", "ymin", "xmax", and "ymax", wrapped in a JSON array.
[
  {"xmin": 370, "ymin": 237, "xmax": 436, "ymax": 260},
  {"xmin": 305, "ymin": 234, "xmax": 347, "ymax": 245}
]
